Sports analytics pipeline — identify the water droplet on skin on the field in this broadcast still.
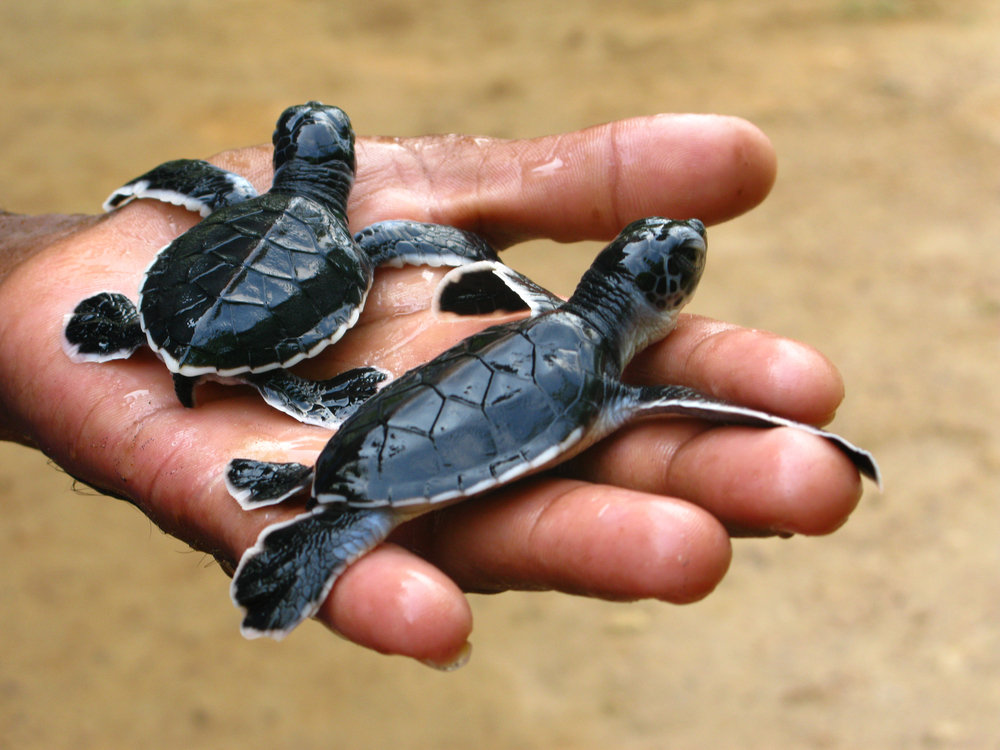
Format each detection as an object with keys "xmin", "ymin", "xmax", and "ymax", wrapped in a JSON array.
[
  {"xmin": 123, "ymin": 389, "xmax": 152, "ymax": 406},
  {"xmin": 529, "ymin": 157, "xmax": 565, "ymax": 178},
  {"xmin": 239, "ymin": 435, "xmax": 327, "ymax": 465}
]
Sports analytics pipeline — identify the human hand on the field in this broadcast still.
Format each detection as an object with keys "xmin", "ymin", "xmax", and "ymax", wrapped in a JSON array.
[{"xmin": 0, "ymin": 114, "xmax": 863, "ymax": 668}]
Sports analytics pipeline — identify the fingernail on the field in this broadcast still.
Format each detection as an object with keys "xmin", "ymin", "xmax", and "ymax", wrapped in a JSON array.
[{"xmin": 420, "ymin": 641, "xmax": 472, "ymax": 672}]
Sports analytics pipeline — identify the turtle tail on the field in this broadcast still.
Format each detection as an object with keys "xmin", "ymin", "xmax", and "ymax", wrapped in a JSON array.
[{"xmin": 231, "ymin": 504, "xmax": 397, "ymax": 639}]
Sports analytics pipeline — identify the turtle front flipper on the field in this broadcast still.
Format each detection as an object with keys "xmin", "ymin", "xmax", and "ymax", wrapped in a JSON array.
[
  {"xmin": 225, "ymin": 458, "xmax": 314, "ymax": 510},
  {"xmin": 625, "ymin": 384, "xmax": 882, "ymax": 487},
  {"xmin": 103, "ymin": 159, "xmax": 258, "ymax": 217},
  {"xmin": 62, "ymin": 292, "xmax": 146, "ymax": 363},
  {"xmin": 242, "ymin": 366, "xmax": 390, "ymax": 428},
  {"xmin": 231, "ymin": 504, "xmax": 397, "ymax": 639},
  {"xmin": 357, "ymin": 220, "xmax": 501, "ymax": 268},
  {"xmin": 434, "ymin": 261, "xmax": 562, "ymax": 316}
]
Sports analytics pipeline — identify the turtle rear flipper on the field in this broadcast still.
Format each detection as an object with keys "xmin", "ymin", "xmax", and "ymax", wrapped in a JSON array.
[
  {"xmin": 103, "ymin": 159, "xmax": 258, "ymax": 216},
  {"xmin": 625, "ymin": 384, "xmax": 882, "ymax": 487},
  {"xmin": 357, "ymin": 220, "xmax": 501, "ymax": 268},
  {"xmin": 231, "ymin": 504, "xmax": 397, "ymax": 639},
  {"xmin": 357, "ymin": 220, "xmax": 557, "ymax": 316},
  {"xmin": 433, "ymin": 261, "xmax": 562, "ymax": 316},
  {"xmin": 242, "ymin": 366, "xmax": 391, "ymax": 428},
  {"xmin": 62, "ymin": 292, "xmax": 145, "ymax": 363},
  {"xmin": 225, "ymin": 458, "xmax": 314, "ymax": 510}
]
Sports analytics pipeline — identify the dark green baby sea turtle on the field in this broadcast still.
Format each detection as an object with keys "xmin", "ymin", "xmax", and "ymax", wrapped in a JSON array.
[
  {"xmin": 62, "ymin": 102, "xmax": 499, "ymax": 426},
  {"xmin": 225, "ymin": 217, "xmax": 881, "ymax": 639}
]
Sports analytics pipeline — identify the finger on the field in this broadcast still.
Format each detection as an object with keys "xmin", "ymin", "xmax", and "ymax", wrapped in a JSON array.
[
  {"xmin": 319, "ymin": 544, "xmax": 473, "ymax": 668},
  {"xmin": 560, "ymin": 421, "xmax": 864, "ymax": 537},
  {"xmin": 408, "ymin": 478, "xmax": 733, "ymax": 603},
  {"xmin": 212, "ymin": 113, "xmax": 777, "ymax": 247},
  {"xmin": 627, "ymin": 314, "xmax": 847, "ymax": 426}
]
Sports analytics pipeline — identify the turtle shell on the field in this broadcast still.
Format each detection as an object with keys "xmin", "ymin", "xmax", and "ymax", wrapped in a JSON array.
[
  {"xmin": 139, "ymin": 193, "xmax": 370, "ymax": 376},
  {"xmin": 311, "ymin": 313, "xmax": 611, "ymax": 509}
]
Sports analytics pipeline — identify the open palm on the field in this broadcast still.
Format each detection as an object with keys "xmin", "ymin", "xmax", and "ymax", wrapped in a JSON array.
[{"xmin": 0, "ymin": 114, "xmax": 864, "ymax": 667}]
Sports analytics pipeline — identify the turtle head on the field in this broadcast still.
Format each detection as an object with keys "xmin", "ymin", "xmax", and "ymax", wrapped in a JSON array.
[
  {"xmin": 613, "ymin": 217, "xmax": 706, "ymax": 311},
  {"xmin": 271, "ymin": 102, "xmax": 356, "ymax": 211},
  {"xmin": 569, "ymin": 217, "xmax": 707, "ymax": 364},
  {"xmin": 272, "ymin": 102, "xmax": 355, "ymax": 174}
]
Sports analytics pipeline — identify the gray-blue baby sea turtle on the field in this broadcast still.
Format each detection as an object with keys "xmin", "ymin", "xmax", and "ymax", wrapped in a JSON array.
[
  {"xmin": 224, "ymin": 217, "xmax": 881, "ymax": 639},
  {"xmin": 62, "ymin": 102, "xmax": 499, "ymax": 426}
]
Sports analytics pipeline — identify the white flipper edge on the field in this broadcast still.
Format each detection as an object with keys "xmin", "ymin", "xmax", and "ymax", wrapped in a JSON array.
[
  {"xmin": 629, "ymin": 384, "xmax": 882, "ymax": 488},
  {"xmin": 231, "ymin": 504, "xmax": 398, "ymax": 640},
  {"xmin": 433, "ymin": 260, "xmax": 563, "ymax": 317},
  {"xmin": 103, "ymin": 182, "xmax": 215, "ymax": 217}
]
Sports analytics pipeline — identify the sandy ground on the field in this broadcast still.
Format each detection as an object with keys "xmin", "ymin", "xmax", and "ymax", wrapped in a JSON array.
[{"xmin": 2, "ymin": 0, "xmax": 1000, "ymax": 747}]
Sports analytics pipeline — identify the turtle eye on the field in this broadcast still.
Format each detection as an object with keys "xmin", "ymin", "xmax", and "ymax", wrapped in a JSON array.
[{"xmin": 670, "ymin": 237, "xmax": 707, "ymax": 294}]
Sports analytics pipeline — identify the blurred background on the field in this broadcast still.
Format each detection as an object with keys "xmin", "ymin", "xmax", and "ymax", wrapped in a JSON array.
[{"xmin": 2, "ymin": 0, "xmax": 999, "ymax": 747}]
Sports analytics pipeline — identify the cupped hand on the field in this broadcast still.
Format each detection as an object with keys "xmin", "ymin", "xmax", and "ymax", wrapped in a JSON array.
[{"xmin": 0, "ymin": 114, "xmax": 862, "ymax": 668}]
